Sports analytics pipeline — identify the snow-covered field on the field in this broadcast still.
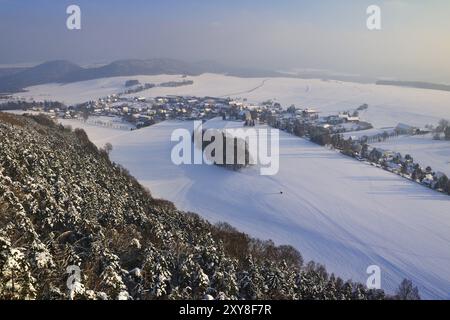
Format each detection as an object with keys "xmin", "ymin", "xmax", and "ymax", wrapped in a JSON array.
[
  {"xmin": 6, "ymin": 111, "xmax": 136, "ymax": 140},
  {"xmin": 59, "ymin": 118, "xmax": 450, "ymax": 299},
  {"xmin": 13, "ymin": 74, "xmax": 187, "ymax": 105},
  {"xmin": 73, "ymin": 115, "xmax": 136, "ymax": 131},
  {"xmin": 14, "ymin": 73, "xmax": 450, "ymax": 128},
  {"xmin": 342, "ymin": 127, "xmax": 396, "ymax": 140},
  {"xmin": 372, "ymin": 134, "xmax": 450, "ymax": 176}
]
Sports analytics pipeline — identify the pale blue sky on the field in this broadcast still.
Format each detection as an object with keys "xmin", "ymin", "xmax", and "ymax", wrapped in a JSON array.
[{"xmin": 1, "ymin": 0, "xmax": 449, "ymax": 82}]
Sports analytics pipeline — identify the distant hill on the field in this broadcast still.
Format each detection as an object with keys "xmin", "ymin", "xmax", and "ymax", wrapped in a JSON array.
[
  {"xmin": 0, "ymin": 60, "xmax": 83, "ymax": 93},
  {"xmin": 61, "ymin": 58, "xmax": 203, "ymax": 83},
  {"xmin": 0, "ymin": 59, "xmax": 285, "ymax": 93},
  {"xmin": 0, "ymin": 67, "xmax": 28, "ymax": 78},
  {"xmin": 376, "ymin": 80, "xmax": 450, "ymax": 92}
]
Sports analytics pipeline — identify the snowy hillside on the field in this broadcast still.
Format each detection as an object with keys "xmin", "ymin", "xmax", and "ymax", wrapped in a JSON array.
[
  {"xmin": 60, "ymin": 118, "xmax": 450, "ymax": 299},
  {"xmin": 6, "ymin": 113, "xmax": 383, "ymax": 300},
  {"xmin": 13, "ymin": 74, "xmax": 186, "ymax": 105}
]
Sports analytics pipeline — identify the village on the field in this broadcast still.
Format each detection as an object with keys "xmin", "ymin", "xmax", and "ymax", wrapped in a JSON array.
[
  {"xmin": 2, "ymin": 82, "xmax": 449, "ymax": 196},
  {"xmin": 261, "ymin": 103, "xmax": 449, "ymax": 195}
]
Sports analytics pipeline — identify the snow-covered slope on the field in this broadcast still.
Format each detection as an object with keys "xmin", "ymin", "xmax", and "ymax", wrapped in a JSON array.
[
  {"xmin": 2, "ymin": 114, "xmax": 324, "ymax": 300},
  {"xmin": 60, "ymin": 118, "xmax": 450, "ymax": 299},
  {"xmin": 16, "ymin": 73, "xmax": 450, "ymax": 128}
]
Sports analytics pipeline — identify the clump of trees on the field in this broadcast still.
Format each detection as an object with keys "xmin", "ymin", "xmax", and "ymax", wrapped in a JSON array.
[
  {"xmin": 431, "ymin": 119, "xmax": 450, "ymax": 141},
  {"xmin": 123, "ymin": 82, "xmax": 155, "ymax": 95},
  {"xmin": 125, "ymin": 79, "xmax": 140, "ymax": 87},
  {"xmin": 309, "ymin": 127, "xmax": 331, "ymax": 146},
  {"xmin": 194, "ymin": 129, "xmax": 253, "ymax": 171},
  {"xmin": 357, "ymin": 103, "xmax": 369, "ymax": 111},
  {"xmin": 159, "ymin": 80, "xmax": 194, "ymax": 88},
  {"xmin": 395, "ymin": 279, "xmax": 421, "ymax": 300}
]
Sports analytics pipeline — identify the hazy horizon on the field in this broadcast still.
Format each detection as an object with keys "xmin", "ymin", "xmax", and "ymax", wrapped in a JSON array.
[{"xmin": 1, "ymin": 0, "xmax": 450, "ymax": 83}]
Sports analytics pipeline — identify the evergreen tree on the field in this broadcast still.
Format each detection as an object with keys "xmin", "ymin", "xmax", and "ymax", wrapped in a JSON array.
[
  {"xmin": 141, "ymin": 247, "xmax": 172, "ymax": 299},
  {"xmin": 396, "ymin": 279, "xmax": 421, "ymax": 300},
  {"xmin": 238, "ymin": 255, "xmax": 264, "ymax": 299},
  {"xmin": 445, "ymin": 126, "xmax": 450, "ymax": 140}
]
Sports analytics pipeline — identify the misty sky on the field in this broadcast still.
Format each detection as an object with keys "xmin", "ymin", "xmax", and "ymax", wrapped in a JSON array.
[{"xmin": 1, "ymin": 0, "xmax": 450, "ymax": 82}]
